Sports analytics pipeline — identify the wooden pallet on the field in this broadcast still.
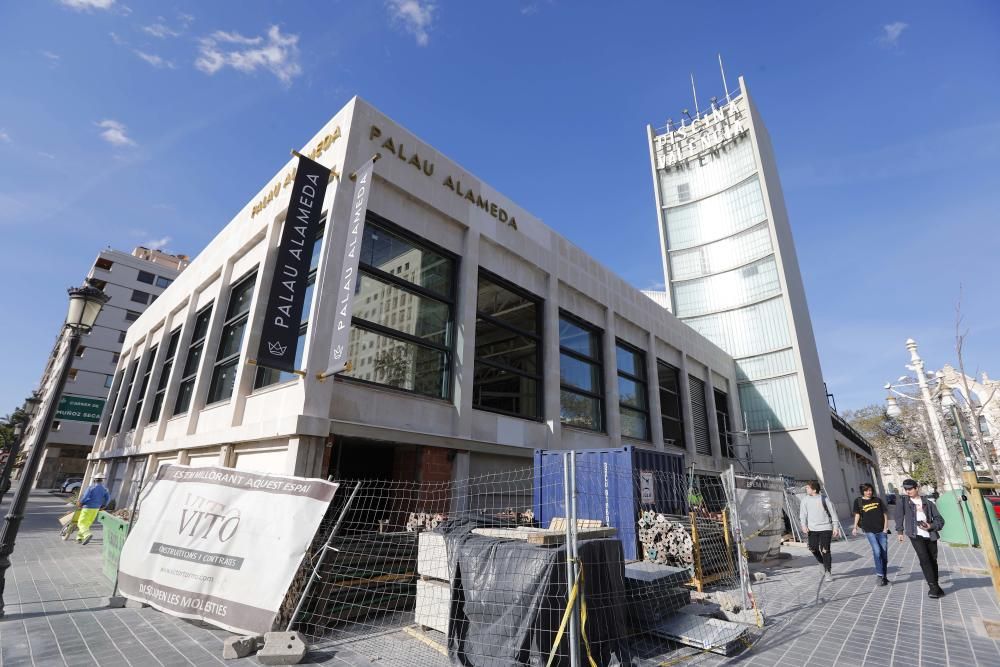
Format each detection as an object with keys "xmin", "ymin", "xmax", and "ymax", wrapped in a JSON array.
[
  {"xmin": 547, "ymin": 517, "xmax": 603, "ymax": 531},
  {"xmin": 471, "ymin": 525, "xmax": 617, "ymax": 545}
]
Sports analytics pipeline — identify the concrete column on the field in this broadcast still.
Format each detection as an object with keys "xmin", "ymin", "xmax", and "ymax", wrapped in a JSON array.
[
  {"xmin": 177, "ymin": 449, "xmax": 190, "ymax": 465},
  {"xmin": 603, "ymin": 309, "xmax": 621, "ymax": 443},
  {"xmin": 678, "ymin": 355, "xmax": 697, "ymax": 462},
  {"xmin": 646, "ymin": 332, "xmax": 663, "ymax": 449},
  {"xmin": 543, "ymin": 273, "xmax": 562, "ymax": 444},
  {"xmin": 453, "ymin": 228, "xmax": 481, "ymax": 438},
  {"xmin": 705, "ymin": 370, "xmax": 722, "ymax": 464}
]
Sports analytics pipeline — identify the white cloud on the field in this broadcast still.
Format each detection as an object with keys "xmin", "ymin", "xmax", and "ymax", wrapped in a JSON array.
[
  {"xmin": 60, "ymin": 0, "xmax": 115, "ymax": 11},
  {"xmin": 96, "ymin": 119, "xmax": 136, "ymax": 147},
  {"xmin": 196, "ymin": 25, "xmax": 302, "ymax": 84},
  {"xmin": 109, "ymin": 31, "xmax": 126, "ymax": 45},
  {"xmin": 38, "ymin": 151, "xmax": 57, "ymax": 160},
  {"xmin": 41, "ymin": 50, "xmax": 61, "ymax": 66},
  {"xmin": 142, "ymin": 236, "xmax": 171, "ymax": 250},
  {"xmin": 178, "ymin": 13, "xmax": 195, "ymax": 26},
  {"xmin": 134, "ymin": 50, "xmax": 175, "ymax": 69},
  {"xmin": 0, "ymin": 130, "xmax": 10, "ymax": 143},
  {"xmin": 143, "ymin": 21, "xmax": 180, "ymax": 39},
  {"xmin": 387, "ymin": 0, "xmax": 435, "ymax": 46},
  {"xmin": 880, "ymin": 21, "xmax": 909, "ymax": 48}
]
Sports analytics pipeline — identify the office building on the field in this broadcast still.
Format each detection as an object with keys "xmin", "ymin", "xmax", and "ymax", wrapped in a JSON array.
[{"xmin": 19, "ymin": 247, "xmax": 187, "ymax": 490}]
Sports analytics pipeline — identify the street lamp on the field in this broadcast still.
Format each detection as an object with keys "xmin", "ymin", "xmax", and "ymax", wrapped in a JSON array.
[
  {"xmin": 0, "ymin": 393, "xmax": 41, "ymax": 499},
  {"xmin": 0, "ymin": 281, "xmax": 108, "ymax": 617},
  {"xmin": 883, "ymin": 339, "xmax": 962, "ymax": 490}
]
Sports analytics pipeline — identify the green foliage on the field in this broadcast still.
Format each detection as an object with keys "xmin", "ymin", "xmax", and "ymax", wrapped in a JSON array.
[{"xmin": 844, "ymin": 401, "xmax": 937, "ymax": 486}]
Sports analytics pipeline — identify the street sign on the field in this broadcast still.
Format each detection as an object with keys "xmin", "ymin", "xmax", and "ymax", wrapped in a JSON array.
[
  {"xmin": 97, "ymin": 511, "xmax": 129, "ymax": 582},
  {"xmin": 55, "ymin": 395, "xmax": 105, "ymax": 423}
]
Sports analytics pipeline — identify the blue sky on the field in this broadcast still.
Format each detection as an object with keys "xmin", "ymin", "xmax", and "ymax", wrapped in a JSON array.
[{"xmin": 1, "ymin": 0, "xmax": 998, "ymax": 417}]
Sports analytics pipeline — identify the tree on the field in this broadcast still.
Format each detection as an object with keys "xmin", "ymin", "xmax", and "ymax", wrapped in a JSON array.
[{"xmin": 844, "ymin": 400, "xmax": 938, "ymax": 488}]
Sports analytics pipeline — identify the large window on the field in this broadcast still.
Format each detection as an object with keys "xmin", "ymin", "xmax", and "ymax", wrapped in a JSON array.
[
  {"xmin": 255, "ymin": 223, "xmax": 325, "ymax": 388},
  {"xmin": 149, "ymin": 328, "xmax": 181, "ymax": 423},
  {"xmin": 130, "ymin": 345, "xmax": 158, "ymax": 430},
  {"xmin": 173, "ymin": 304, "xmax": 213, "ymax": 416},
  {"xmin": 715, "ymin": 388, "xmax": 734, "ymax": 459},
  {"xmin": 343, "ymin": 217, "xmax": 456, "ymax": 399},
  {"xmin": 472, "ymin": 271, "xmax": 542, "ymax": 419},
  {"xmin": 113, "ymin": 359, "xmax": 140, "ymax": 434},
  {"xmin": 657, "ymin": 361, "xmax": 685, "ymax": 449},
  {"xmin": 616, "ymin": 341, "xmax": 649, "ymax": 440},
  {"xmin": 99, "ymin": 369, "xmax": 124, "ymax": 437},
  {"xmin": 559, "ymin": 314, "xmax": 603, "ymax": 431},
  {"xmin": 208, "ymin": 271, "xmax": 257, "ymax": 404}
]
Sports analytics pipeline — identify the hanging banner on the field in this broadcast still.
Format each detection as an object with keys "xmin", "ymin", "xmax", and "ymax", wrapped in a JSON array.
[
  {"xmin": 256, "ymin": 154, "xmax": 331, "ymax": 372},
  {"xmin": 323, "ymin": 155, "xmax": 378, "ymax": 377},
  {"xmin": 116, "ymin": 465, "xmax": 338, "ymax": 635},
  {"xmin": 732, "ymin": 474, "xmax": 786, "ymax": 561}
]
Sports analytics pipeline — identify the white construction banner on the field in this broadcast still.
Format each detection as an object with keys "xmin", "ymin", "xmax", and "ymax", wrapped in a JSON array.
[
  {"xmin": 324, "ymin": 155, "xmax": 377, "ymax": 376},
  {"xmin": 117, "ymin": 465, "xmax": 338, "ymax": 635},
  {"xmin": 732, "ymin": 474, "xmax": 786, "ymax": 561}
]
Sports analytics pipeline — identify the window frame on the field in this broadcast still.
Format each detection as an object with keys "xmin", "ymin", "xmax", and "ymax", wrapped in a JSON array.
[
  {"xmin": 254, "ymin": 221, "xmax": 326, "ymax": 390},
  {"xmin": 714, "ymin": 388, "xmax": 734, "ymax": 459},
  {"xmin": 471, "ymin": 269, "xmax": 543, "ymax": 421},
  {"xmin": 172, "ymin": 303, "xmax": 214, "ymax": 417},
  {"xmin": 207, "ymin": 269, "xmax": 258, "ymax": 405},
  {"xmin": 558, "ymin": 311, "xmax": 605, "ymax": 432},
  {"xmin": 113, "ymin": 358, "xmax": 140, "ymax": 434},
  {"xmin": 130, "ymin": 345, "xmax": 158, "ymax": 430},
  {"xmin": 657, "ymin": 360, "xmax": 685, "ymax": 450},
  {"xmin": 149, "ymin": 327, "xmax": 182, "ymax": 423},
  {"xmin": 616, "ymin": 339, "xmax": 650, "ymax": 441},
  {"xmin": 137, "ymin": 270, "xmax": 155, "ymax": 285},
  {"xmin": 342, "ymin": 212, "xmax": 458, "ymax": 401}
]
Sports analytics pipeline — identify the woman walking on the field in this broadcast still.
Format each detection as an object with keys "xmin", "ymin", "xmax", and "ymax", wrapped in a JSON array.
[{"xmin": 852, "ymin": 482, "xmax": 889, "ymax": 586}]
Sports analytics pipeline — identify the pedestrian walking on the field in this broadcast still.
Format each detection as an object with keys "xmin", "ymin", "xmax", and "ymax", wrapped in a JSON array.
[
  {"xmin": 75, "ymin": 471, "xmax": 109, "ymax": 546},
  {"xmin": 895, "ymin": 478, "xmax": 946, "ymax": 598},
  {"xmin": 799, "ymin": 480, "xmax": 840, "ymax": 581},
  {"xmin": 852, "ymin": 482, "xmax": 889, "ymax": 586}
]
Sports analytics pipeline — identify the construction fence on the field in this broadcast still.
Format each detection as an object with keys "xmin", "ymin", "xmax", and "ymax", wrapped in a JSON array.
[{"xmin": 277, "ymin": 456, "xmax": 774, "ymax": 666}]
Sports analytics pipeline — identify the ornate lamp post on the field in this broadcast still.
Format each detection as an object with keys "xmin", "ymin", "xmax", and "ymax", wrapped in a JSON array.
[
  {"xmin": 0, "ymin": 394, "xmax": 41, "ymax": 499},
  {"xmin": 0, "ymin": 281, "xmax": 108, "ymax": 617},
  {"xmin": 884, "ymin": 339, "xmax": 961, "ymax": 489}
]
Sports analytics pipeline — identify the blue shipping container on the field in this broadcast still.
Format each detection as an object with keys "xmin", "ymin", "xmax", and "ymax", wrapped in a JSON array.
[{"xmin": 533, "ymin": 447, "xmax": 687, "ymax": 561}]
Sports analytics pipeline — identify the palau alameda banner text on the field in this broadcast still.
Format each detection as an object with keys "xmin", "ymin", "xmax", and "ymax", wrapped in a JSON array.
[
  {"xmin": 256, "ymin": 153, "xmax": 331, "ymax": 372},
  {"xmin": 117, "ymin": 465, "xmax": 338, "ymax": 635},
  {"xmin": 324, "ymin": 155, "xmax": 377, "ymax": 377}
]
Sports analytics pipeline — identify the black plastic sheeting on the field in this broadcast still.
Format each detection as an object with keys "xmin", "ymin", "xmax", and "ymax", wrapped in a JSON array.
[{"xmin": 439, "ymin": 519, "xmax": 637, "ymax": 666}]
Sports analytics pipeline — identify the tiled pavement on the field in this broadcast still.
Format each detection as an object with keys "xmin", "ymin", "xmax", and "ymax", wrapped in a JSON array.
[{"xmin": 0, "ymin": 487, "xmax": 998, "ymax": 666}]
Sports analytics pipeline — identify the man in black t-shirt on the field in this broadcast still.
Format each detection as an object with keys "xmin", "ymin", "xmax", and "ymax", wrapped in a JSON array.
[{"xmin": 852, "ymin": 482, "xmax": 889, "ymax": 586}]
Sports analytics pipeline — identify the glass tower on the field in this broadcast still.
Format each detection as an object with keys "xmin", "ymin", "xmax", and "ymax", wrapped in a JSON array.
[{"xmin": 646, "ymin": 75, "xmax": 837, "ymax": 481}]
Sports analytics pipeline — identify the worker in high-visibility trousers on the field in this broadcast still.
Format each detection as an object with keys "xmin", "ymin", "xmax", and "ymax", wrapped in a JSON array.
[{"xmin": 76, "ymin": 471, "xmax": 109, "ymax": 545}]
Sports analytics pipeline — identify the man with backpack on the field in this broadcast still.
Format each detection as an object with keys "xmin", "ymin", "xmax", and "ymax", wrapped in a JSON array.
[
  {"xmin": 895, "ymin": 478, "xmax": 946, "ymax": 598},
  {"xmin": 799, "ymin": 480, "xmax": 840, "ymax": 581}
]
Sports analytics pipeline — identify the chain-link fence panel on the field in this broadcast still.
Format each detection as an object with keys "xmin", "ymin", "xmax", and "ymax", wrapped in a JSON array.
[{"xmin": 283, "ymin": 459, "xmax": 769, "ymax": 666}]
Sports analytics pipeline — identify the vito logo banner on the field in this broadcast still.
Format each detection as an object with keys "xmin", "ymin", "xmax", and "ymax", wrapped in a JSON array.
[
  {"xmin": 323, "ymin": 154, "xmax": 378, "ymax": 377},
  {"xmin": 116, "ymin": 464, "xmax": 338, "ymax": 635},
  {"xmin": 256, "ymin": 153, "xmax": 331, "ymax": 372}
]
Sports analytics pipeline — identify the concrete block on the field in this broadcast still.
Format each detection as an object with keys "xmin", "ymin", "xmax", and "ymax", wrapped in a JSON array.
[
  {"xmin": 125, "ymin": 599, "xmax": 149, "ymax": 609},
  {"xmin": 104, "ymin": 596, "xmax": 127, "ymax": 608},
  {"xmin": 415, "ymin": 578, "xmax": 450, "ymax": 634},
  {"xmin": 257, "ymin": 631, "xmax": 307, "ymax": 665},
  {"xmin": 222, "ymin": 635, "xmax": 261, "ymax": 660},
  {"xmin": 417, "ymin": 531, "xmax": 449, "ymax": 580}
]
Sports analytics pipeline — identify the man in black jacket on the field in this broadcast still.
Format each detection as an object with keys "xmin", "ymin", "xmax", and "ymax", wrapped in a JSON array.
[{"xmin": 894, "ymin": 478, "xmax": 946, "ymax": 598}]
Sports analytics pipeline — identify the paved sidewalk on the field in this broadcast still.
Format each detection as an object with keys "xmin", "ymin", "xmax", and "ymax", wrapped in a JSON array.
[
  {"xmin": 0, "ymin": 487, "xmax": 998, "ymax": 665},
  {"xmin": 733, "ymin": 530, "xmax": 1000, "ymax": 667}
]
